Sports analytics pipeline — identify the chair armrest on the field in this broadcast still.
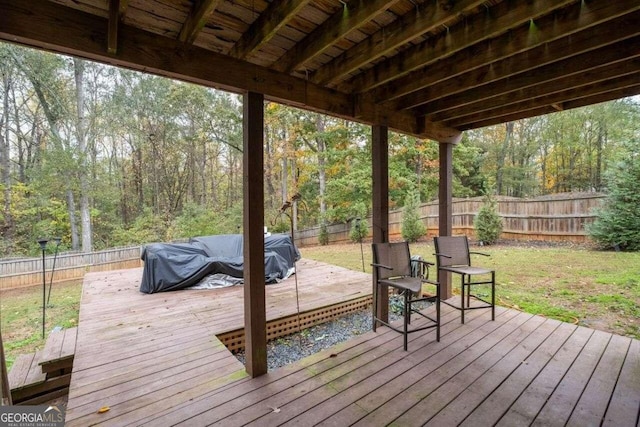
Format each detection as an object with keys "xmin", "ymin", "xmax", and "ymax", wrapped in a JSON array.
[
  {"xmin": 371, "ymin": 262, "xmax": 393, "ymax": 271},
  {"xmin": 433, "ymin": 252, "xmax": 452, "ymax": 259},
  {"xmin": 412, "ymin": 259, "xmax": 435, "ymax": 267},
  {"xmin": 469, "ymin": 251, "xmax": 490, "ymax": 257}
]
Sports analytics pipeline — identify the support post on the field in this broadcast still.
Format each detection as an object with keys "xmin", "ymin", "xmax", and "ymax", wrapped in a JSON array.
[
  {"xmin": 438, "ymin": 141, "xmax": 454, "ymax": 299},
  {"xmin": 372, "ymin": 124, "xmax": 389, "ymax": 325},
  {"xmin": 243, "ymin": 91, "xmax": 267, "ymax": 377},
  {"xmin": 0, "ymin": 331, "xmax": 11, "ymax": 406}
]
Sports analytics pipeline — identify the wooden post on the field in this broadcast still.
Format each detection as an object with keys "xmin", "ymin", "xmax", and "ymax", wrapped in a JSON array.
[
  {"xmin": 372, "ymin": 124, "xmax": 389, "ymax": 324},
  {"xmin": 0, "ymin": 331, "xmax": 11, "ymax": 405},
  {"xmin": 243, "ymin": 91, "xmax": 267, "ymax": 377},
  {"xmin": 438, "ymin": 141, "xmax": 453, "ymax": 299}
]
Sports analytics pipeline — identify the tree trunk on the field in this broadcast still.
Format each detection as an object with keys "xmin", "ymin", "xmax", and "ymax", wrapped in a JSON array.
[
  {"xmin": 316, "ymin": 116, "xmax": 327, "ymax": 219},
  {"xmin": 496, "ymin": 122, "xmax": 513, "ymax": 195},
  {"xmin": 1, "ymin": 71, "xmax": 12, "ymax": 243},
  {"xmin": 74, "ymin": 58, "xmax": 92, "ymax": 253},
  {"xmin": 67, "ymin": 188, "xmax": 79, "ymax": 250},
  {"xmin": 595, "ymin": 124, "xmax": 605, "ymax": 191}
]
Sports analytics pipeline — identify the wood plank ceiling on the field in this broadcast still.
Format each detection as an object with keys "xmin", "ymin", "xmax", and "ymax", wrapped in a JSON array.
[{"xmin": 1, "ymin": 0, "xmax": 639, "ymax": 142}]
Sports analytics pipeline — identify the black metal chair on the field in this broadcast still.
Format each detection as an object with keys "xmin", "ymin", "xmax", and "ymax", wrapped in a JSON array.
[
  {"xmin": 371, "ymin": 242, "xmax": 440, "ymax": 350},
  {"xmin": 434, "ymin": 236, "xmax": 495, "ymax": 324}
]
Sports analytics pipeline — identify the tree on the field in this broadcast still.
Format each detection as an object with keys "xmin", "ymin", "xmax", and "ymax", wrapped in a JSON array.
[
  {"xmin": 474, "ymin": 193, "xmax": 503, "ymax": 245},
  {"xmin": 401, "ymin": 190, "xmax": 426, "ymax": 242},
  {"xmin": 73, "ymin": 58, "xmax": 93, "ymax": 252},
  {"xmin": 587, "ymin": 142, "xmax": 640, "ymax": 251}
]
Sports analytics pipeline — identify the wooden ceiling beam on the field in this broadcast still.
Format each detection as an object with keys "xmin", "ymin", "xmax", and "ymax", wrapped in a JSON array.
[
  {"xmin": 178, "ymin": 0, "xmax": 224, "ymax": 44},
  {"xmin": 343, "ymin": 0, "xmax": 576, "ymax": 93},
  {"xmin": 107, "ymin": 0, "xmax": 128, "ymax": 54},
  {"xmin": 421, "ymin": 39, "xmax": 640, "ymax": 120},
  {"xmin": 447, "ymin": 67, "xmax": 640, "ymax": 128},
  {"xmin": 392, "ymin": 10, "xmax": 640, "ymax": 111},
  {"xmin": 229, "ymin": 0, "xmax": 310, "ymax": 60},
  {"xmin": 0, "ymin": 0, "xmax": 460, "ymax": 142},
  {"xmin": 457, "ymin": 84, "xmax": 640, "ymax": 130},
  {"xmin": 272, "ymin": 0, "xmax": 400, "ymax": 74},
  {"xmin": 372, "ymin": 0, "xmax": 640, "ymax": 104},
  {"xmin": 311, "ymin": 0, "xmax": 486, "ymax": 86}
]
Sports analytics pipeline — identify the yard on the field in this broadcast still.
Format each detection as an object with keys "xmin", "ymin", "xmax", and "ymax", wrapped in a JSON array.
[
  {"xmin": 1, "ymin": 241, "xmax": 639, "ymax": 370},
  {"xmin": 302, "ymin": 241, "xmax": 640, "ymax": 339}
]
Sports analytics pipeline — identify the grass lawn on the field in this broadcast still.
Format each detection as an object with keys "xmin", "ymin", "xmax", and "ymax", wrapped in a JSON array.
[
  {"xmin": 1, "ymin": 281, "xmax": 82, "ymax": 370},
  {"xmin": 1, "ymin": 240, "xmax": 639, "ymax": 370},
  {"xmin": 300, "ymin": 241, "xmax": 640, "ymax": 340}
]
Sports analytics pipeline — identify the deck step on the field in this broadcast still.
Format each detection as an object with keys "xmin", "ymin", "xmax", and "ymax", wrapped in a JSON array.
[
  {"xmin": 8, "ymin": 327, "xmax": 77, "ymax": 404},
  {"xmin": 8, "ymin": 351, "xmax": 46, "ymax": 391},
  {"xmin": 39, "ymin": 327, "xmax": 77, "ymax": 375}
]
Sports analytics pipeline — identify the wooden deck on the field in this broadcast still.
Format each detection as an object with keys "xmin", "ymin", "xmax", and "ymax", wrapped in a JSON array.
[{"xmin": 66, "ymin": 260, "xmax": 640, "ymax": 426}]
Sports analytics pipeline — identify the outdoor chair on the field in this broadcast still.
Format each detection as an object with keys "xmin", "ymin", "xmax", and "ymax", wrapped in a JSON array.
[
  {"xmin": 371, "ymin": 242, "xmax": 440, "ymax": 351},
  {"xmin": 434, "ymin": 236, "xmax": 495, "ymax": 324}
]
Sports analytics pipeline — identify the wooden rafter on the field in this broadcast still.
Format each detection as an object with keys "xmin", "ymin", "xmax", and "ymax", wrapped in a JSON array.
[
  {"xmin": 272, "ymin": 0, "xmax": 400, "ymax": 74},
  {"xmin": 311, "ymin": 0, "xmax": 486, "ymax": 86},
  {"xmin": 107, "ymin": 0, "xmax": 128, "ymax": 54},
  {"xmin": 0, "ymin": 0, "xmax": 460, "ymax": 142},
  {"xmin": 448, "ymin": 64, "xmax": 640, "ymax": 128},
  {"xmin": 178, "ymin": 0, "xmax": 223, "ymax": 44},
  {"xmin": 343, "ymin": 0, "xmax": 576, "ymax": 93},
  {"xmin": 457, "ymin": 83, "xmax": 640, "ymax": 130},
  {"xmin": 397, "ymin": 11, "xmax": 640, "ymax": 111},
  {"xmin": 421, "ymin": 39, "xmax": 640, "ymax": 121},
  {"xmin": 230, "ymin": 0, "xmax": 310, "ymax": 60}
]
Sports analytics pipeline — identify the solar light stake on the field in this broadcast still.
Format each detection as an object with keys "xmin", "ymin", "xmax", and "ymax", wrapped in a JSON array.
[{"xmin": 37, "ymin": 239, "xmax": 49, "ymax": 339}]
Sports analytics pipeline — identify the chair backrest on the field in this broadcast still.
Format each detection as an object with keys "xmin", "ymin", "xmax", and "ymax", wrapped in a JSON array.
[
  {"xmin": 434, "ymin": 236, "xmax": 471, "ymax": 267},
  {"xmin": 372, "ymin": 242, "xmax": 412, "ymax": 280}
]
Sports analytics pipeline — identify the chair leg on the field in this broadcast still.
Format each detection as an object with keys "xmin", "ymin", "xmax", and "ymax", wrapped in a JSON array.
[
  {"xmin": 460, "ymin": 275, "xmax": 465, "ymax": 324},
  {"xmin": 436, "ymin": 285, "xmax": 441, "ymax": 342},
  {"xmin": 406, "ymin": 291, "xmax": 412, "ymax": 325},
  {"xmin": 491, "ymin": 271, "xmax": 496, "ymax": 321},
  {"xmin": 403, "ymin": 289, "xmax": 409, "ymax": 351},
  {"xmin": 372, "ymin": 282, "xmax": 378, "ymax": 332}
]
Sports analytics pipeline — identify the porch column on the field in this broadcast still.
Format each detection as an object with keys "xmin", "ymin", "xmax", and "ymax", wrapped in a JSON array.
[
  {"xmin": 438, "ymin": 141, "xmax": 453, "ymax": 299},
  {"xmin": 372, "ymin": 124, "xmax": 389, "ymax": 324},
  {"xmin": 1, "ymin": 331, "xmax": 11, "ymax": 405},
  {"xmin": 243, "ymin": 91, "xmax": 267, "ymax": 377}
]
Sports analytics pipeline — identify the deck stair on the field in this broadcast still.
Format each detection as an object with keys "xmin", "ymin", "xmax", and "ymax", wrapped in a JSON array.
[{"xmin": 8, "ymin": 327, "xmax": 76, "ymax": 404}]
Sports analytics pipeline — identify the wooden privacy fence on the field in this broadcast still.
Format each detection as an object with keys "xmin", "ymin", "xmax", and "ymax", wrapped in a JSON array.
[
  {"xmin": 1, "ymin": 194, "xmax": 605, "ymax": 289},
  {"xmin": 0, "ymin": 246, "xmax": 142, "ymax": 290},
  {"xmin": 295, "ymin": 193, "xmax": 605, "ymax": 247}
]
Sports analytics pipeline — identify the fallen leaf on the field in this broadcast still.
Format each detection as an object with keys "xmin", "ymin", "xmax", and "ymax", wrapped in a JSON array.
[
  {"xmin": 268, "ymin": 406, "xmax": 281, "ymax": 413},
  {"xmin": 97, "ymin": 406, "xmax": 110, "ymax": 414}
]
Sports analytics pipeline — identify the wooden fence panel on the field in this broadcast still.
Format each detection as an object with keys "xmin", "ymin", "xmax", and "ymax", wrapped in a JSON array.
[
  {"xmin": 295, "ymin": 193, "xmax": 605, "ymax": 247},
  {"xmin": 1, "ymin": 194, "xmax": 605, "ymax": 289},
  {"xmin": 0, "ymin": 247, "xmax": 142, "ymax": 290}
]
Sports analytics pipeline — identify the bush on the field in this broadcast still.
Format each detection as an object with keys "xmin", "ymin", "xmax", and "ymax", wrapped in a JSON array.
[
  {"xmin": 401, "ymin": 190, "xmax": 426, "ymax": 242},
  {"xmin": 587, "ymin": 150, "xmax": 640, "ymax": 251},
  {"xmin": 270, "ymin": 219, "xmax": 290, "ymax": 234},
  {"xmin": 349, "ymin": 218, "xmax": 368, "ymax": 243},
  {"xmin": 475, "ymin": 194, "xmax": 502, "ymax": 245},
  {"xmin": 171, "ymin": 202, "xmax": 220, "ymax": 239}
]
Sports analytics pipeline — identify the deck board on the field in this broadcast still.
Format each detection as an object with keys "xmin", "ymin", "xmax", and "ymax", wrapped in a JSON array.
[{"xmin": 65, "ymin": 259, "xmax": 640, "ymax": 426}]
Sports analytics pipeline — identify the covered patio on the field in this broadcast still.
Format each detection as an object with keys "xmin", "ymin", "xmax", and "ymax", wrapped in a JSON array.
[
  {"xmin": 65, "ymin": 262, "xmax": 640, "ymax": 426},
  {"xmin": 1, "ymin": 0, "xmax": 639, "ymax": 422}
]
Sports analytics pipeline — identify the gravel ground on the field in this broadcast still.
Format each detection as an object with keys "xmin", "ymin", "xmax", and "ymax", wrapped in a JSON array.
[{"xmin": 235, "ymin": 296, "xmax": 432, "ymax": 371}]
